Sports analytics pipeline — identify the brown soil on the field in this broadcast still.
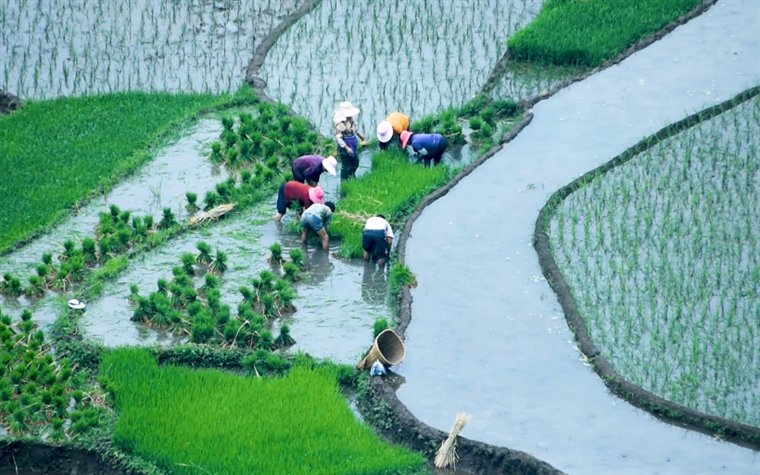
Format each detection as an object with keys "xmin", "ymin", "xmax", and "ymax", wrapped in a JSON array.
[{"xmin": 0, "ymin": 440, "xmax": 123, "ymax": 475}]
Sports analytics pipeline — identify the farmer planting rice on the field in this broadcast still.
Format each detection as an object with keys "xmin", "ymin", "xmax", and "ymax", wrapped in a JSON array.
[
  {"xmin": 400, "ymin": 130, "xmax": 449, "ymax": 166},
  {"xmin": 291, "ymin": 154, "xmax": 337, "ymax": 185},
  {"xmin": 334, "ymin": 101, "xmax": 369, "ymax": 179},
  {"xmin": 300, "ymin": 201, "xmax": 336, "ymax": 252},
  {"xmin": 362, "ymin": 215, "xmax": 394, "ymax": 266},
  {"xmin": 377, "ymin": 111, "xmax": 411, "ymax": 150},
  {"xmin": 273, "ymin": 180, "xmax": 325, "ymax": 222}
]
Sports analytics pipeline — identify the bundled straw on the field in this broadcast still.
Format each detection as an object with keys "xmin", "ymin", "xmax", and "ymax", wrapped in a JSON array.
[
  {"xmin": 188, "ymin": 204, "xmax": 235, "ymax": 226},
  {"xmin": 434, "ymin": 412, "xmax": 472, "ymax": 469}
]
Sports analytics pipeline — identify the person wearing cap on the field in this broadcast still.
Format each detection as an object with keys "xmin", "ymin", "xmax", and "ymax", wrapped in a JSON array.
[
  {"xmin": 274, "ymin": 181, "xmax": 325, "ymax": 222},
  {"xmin": 362, "ymin": 215, "xmax": 394, "ymax": 266},
  {"xmin": 400, "ymin": 130, "xmax": 448, "ymax": 166},
  {"xmin": 291, "ymin": 154, "xmax": 337, "ymax": 185},
  {"xmin": 300, "ymin": 201, "xmax": 336, "ymax": 252},
  {"xmin": 334, "ymin": 101, "xmax": 368, "ymax": 180},
  {"xmin": 377, "ymin": 112, "xmax": 410, "ymax": 150}
]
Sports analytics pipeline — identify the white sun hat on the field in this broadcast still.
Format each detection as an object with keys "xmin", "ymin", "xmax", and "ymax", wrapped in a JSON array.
[
  {"xmin": 337, "ymin": 101, "xmax": 360, "ymax": 117},
  {"xmin": 67, "ymin": 298, "xmax": 86, "ymax": 310},
  {"xmin": 377, "ymin": 120, "xmax": 393, "ymax": 143}
]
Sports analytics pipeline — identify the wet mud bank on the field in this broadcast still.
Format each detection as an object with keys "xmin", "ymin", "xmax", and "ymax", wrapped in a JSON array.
[
  {"xmin": 361, "ymin": 375, "xmax": 562, "ymax": 475},
  {"xmin": 534, "ymin": 85, "xmax": 760, "ymax": 450},
  {"xmin": 0, "ymin": 441, "xmax": 122, "ymax": 475}
]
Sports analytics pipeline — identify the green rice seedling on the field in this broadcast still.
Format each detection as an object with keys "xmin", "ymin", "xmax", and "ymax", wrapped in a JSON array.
[
  {"xmin": 80, "ymin": 237, "xmax": 97, "ymax": 264},
  {"xmin": 25, "ymin": 275, "xmax": 46, "ymax": 297},
  {"xmin": 268, "ymin": 243, "xmax": 283, "ymax": 265},
  {"xmin": 389, "ymin": 263, "xmax": 417, "ymax": 300},
  {"xmin": 373, "ymin": 318, "xmax": 389, "ymax": 338},
  {"xmin": 203, "ymin": 190, "xmax": 223, "ymax": 210},
  {"xmin": 282, "ymin": 262, "xmax": 300, "ymax": 282},
  {"xmin": 274, "ymin": 324, "xmax": 296, "ymax": 348},
  {"xmin": 209, "ymin": 250, "xmax": 228, "ymax": 275},
  {"xmin": 158, "ymin": 208, "xmax": 177, "ymax": 230},
  {"xmin": 0, "ymin": 274, "xmax": 23, "ymax": 297},
  {"xmin": 185, "ymin": 191, "xmax": 199, "ymax": 212},
  {"xmin": 288, "ymin": 248, "xmax": 304, "ymax": 269},
  {"xmin": 195, "ymin": 241, "xmax": 213, "ymax": 265},
  {"xmin": 180, "ymin": 253, "xmax": 196, "ymax": 276}
]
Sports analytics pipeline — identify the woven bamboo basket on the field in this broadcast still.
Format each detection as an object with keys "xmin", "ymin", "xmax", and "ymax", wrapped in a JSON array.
[{"xmin": 357, "ymin": 329, "xmax": 405, "ymax": 370}]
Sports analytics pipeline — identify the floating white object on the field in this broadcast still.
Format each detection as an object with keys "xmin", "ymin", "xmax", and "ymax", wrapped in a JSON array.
[{"xmin": 67, "ymin": 298, "xmax": 86, "ymax": 310}]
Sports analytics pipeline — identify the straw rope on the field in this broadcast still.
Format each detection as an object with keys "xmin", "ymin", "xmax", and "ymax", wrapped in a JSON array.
[{"xmin": 434, "ymin": 412, "xmax": 472, "ymax": 469}]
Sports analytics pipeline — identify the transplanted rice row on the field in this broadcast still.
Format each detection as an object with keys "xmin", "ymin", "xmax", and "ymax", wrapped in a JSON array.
[{"xmin": 547, "ymin": 94, "xmax": 760, "ymax": 427}]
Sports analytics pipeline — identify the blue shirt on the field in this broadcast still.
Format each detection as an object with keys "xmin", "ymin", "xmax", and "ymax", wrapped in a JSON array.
[{"xmin": 410, "ymin": 133, "xmax": 447, "ymax": 157}]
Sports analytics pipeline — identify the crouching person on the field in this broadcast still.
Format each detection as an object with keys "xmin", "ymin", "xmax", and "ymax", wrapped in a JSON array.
[
  {"xmin": 274, "ymin": 181, "xmax": 325, "ymax": 222},
  {"xmin": 362, "ymin": 215, "xmax": 394, "ymax": 266},
  {"xmin": 300, "ymin": 202, "xmax": 336, "ymax": 251}
]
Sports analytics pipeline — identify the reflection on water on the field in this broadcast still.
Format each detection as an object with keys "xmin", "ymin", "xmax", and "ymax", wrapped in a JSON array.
[{"xmin": 362, "ymin": 262, "xmax": 389, "ymax": 307}]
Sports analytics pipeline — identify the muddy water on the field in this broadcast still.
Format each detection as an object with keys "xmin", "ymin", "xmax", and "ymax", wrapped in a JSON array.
[
  {"xmin": 0, "ymin": 0, "xmax": 304, "ymax": 99},
  {"xmin": 259, "ymin": 0, "xmax": 541, "ymax": 137},
  {"xmin": 68, "ymin": 200, "xmax": 390, "ymax": 365},
  {"xmin": 0, "ymin": 118, "xmax": 228, "ymax": 280},
  {"xmin": 399, "ymin": 1, "xmax": 760, "ymax": 474}
]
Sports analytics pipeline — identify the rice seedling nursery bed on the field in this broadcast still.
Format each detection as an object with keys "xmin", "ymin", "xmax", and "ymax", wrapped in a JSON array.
[{"xmin": 541, "ymin": 88, "xmax": 760, "ymax": 439}]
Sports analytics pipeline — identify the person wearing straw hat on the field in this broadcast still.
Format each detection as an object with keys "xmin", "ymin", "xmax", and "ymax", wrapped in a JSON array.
[
  {"xmin": 300, "ymin": 201, "xmax": 336, "ymax": 251},
  {"xmin": 400, "ymin": 130, "xmax": 448, "ymax": 167},
  {"xmin": 291, "ymin": 154, "xmax": 337, "ymax": 185},
  {"xmin": 377, "ymin": 111, "xmax": 410, "ymax": 150},
  {"xmin": 334, "ymin": 101, "xmax": 368, "ymax": 180},
  {"xmin": 274, "ymin": 180, "xmax": 325, "ymax": 223},
  {"xmin": 362, "ymin": 215, "xmax": 394, "ymax": 266}
]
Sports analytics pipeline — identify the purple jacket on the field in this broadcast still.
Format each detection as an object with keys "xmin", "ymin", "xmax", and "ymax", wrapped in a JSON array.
[{"xmin": 291, "ymin": 155, "xmax": 325, "ymax": 183}]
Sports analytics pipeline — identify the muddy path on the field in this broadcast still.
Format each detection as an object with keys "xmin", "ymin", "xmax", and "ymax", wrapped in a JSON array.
[{"xmin": 396, "ymin": 1, "xmax": 760, "ymax": 473}]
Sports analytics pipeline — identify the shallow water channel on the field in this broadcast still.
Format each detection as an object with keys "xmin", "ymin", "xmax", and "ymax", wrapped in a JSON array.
[{"xmin": 398, "ymin": 1, "xmax": 760, "ymax": 473}]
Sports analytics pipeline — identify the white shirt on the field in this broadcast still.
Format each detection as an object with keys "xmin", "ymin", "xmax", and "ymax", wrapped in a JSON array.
[{"xmin": 364, "ymin": 216, "xmax": 394, "ymax": 238}]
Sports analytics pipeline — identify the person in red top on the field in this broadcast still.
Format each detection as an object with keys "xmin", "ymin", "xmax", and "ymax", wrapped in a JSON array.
[{"xmin": 274, "ymin": 181, "xmax": 325, "ymax": 222}]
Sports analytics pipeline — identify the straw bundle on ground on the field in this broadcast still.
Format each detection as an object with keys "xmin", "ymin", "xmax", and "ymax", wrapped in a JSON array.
[
  {"xmin": 188, "ymin": 203, "xmax": 235, "ymax": 226},
  {"xmin": 434, "ymin": 412, "xmax": 472, "ymax": 469}
]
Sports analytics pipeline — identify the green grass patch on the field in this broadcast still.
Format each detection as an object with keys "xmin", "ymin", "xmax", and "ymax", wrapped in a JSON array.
[
  {"xmin": 331, "ymin": 150, "xmax": 451, "ymax": 258},
  {"xmin": 99, "ymin": 348, "xmax": 425, "ymax": 475},
  {"xmin": 508, "ymin": 0, "xmax": 701, "ymax": 67},
  {"xmin": 0, "ymin": 91, "xmax": 230, "ymax": 253}
]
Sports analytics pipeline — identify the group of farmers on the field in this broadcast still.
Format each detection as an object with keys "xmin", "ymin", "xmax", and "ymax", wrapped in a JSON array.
[{"xmin": 274, "ymin": 101, "xmax": 449, "ymax": 265}]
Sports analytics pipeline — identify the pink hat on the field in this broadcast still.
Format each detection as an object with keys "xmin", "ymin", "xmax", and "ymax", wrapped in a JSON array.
[
  {"xmin": 308, "ymin": 186, "xmax": 325, "ymax": 204},
  {"xmin": 322, "ymin": 155, "xmax": 337, "ymax": 175},
  {"xmin": 377, "ymin": 120, "xmax": 393, "ymax": 143},
  {"xmin": 400, "ymin": 130, "xmax": 413, "ymax": 149}
]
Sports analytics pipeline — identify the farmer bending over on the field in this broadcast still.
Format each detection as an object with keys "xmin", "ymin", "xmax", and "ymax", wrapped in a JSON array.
[
  {"xmin": 291, "ymin": 155, "xmax": 337, "ymax": 185},
  {"xmin": 362, "ymin": 215, "xmax": 394, "ymax": 266},
  {"xmin": 300, "ymin": 201, "xmax": 336, "ymax": 252},
  {"xmin": 377, "ymin": 111, "xmax": 410, "ymax": 150},
  {"xmin": 274, "ymin": 181, "xmax": 325, "ymax": 222},
  {"xmin": 400, "ymin": 130, "xmax": 448, "ymax": 166}
]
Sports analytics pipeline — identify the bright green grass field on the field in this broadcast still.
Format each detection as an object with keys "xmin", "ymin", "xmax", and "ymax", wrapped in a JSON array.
[
  {"xmin": 100, "ymin": 348, "xmax": 425, "ymax": 475},
  {"xmin": 331, "ymin": 150, "xmax": 451, "ymax": 258},
  {"xmin": 508, "ymin": 0, "xmax": 701, "ymax": 67},
  {"xmin": 0, "ymin": 92, "xmax": 228, "ymax": 253}
]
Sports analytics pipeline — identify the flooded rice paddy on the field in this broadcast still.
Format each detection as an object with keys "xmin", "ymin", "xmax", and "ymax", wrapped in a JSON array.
[
  {"xmin": 399, "ymin": 1, "xmax": 760, "ymax": 473},
  {"xmin": 0, "ymin": 0, "xmax": 305, "ymax": 99},
  {"xmin": 259, "ymin": 0, "xmax": 541, "ymax": 136}
]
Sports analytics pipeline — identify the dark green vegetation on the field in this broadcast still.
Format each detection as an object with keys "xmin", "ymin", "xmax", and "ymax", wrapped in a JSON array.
[
  {"xmin": 0, "ymin": 92, "xmax": 229, "ymax": 253},
  {"xmin": 100, "ymin": 348, "xmax": 426, "ymax": 475},
  {"xmin": 508, "ymin": 0, "xmax": 702, "ymax": 67},
  {"xmin": 0, "ymin": 308, "xmax": 101, "ymax": 439}
]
